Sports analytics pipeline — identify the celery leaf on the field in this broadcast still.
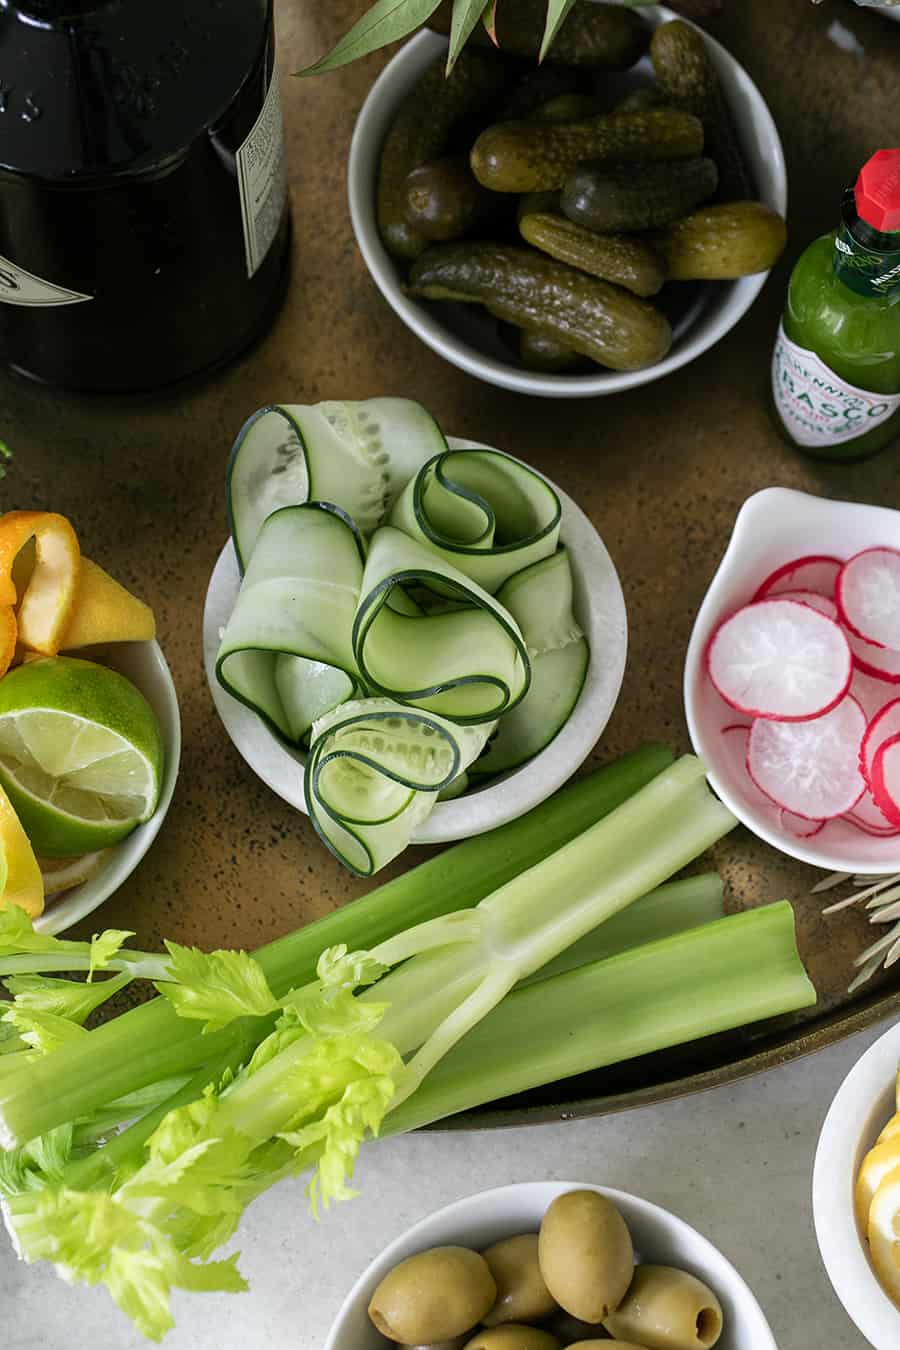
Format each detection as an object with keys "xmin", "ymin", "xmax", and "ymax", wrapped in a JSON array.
[
  {"xmin": 156, "ymin": 943, "xmax": 279, "ymax": 1032},
  {"xmin": 317, "ymin": 943, "xmax": 387, "ymax": 989},
  {"xmin": 1, "ymin": 1007, "xmax": 88, "ymax": 1054},
  {"xmin": 88, "ymin": 928, "xmax": 135, "ymax": 981},
  {"xmin": 4, "ymin": 971, "xmax": 131, "ymax": 1024}
]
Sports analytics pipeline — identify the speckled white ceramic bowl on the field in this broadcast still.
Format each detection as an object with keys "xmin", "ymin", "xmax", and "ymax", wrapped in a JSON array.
[
  {"xmin": 684, "ymin": 487, "xmax": 900, "ymax": 876},
  {"xmin": 33, "ymin": 639, "xmax": 181, "ymax": 936},
  {"xmin": 203, "ymin": 442, "xmax": 627, "ymax": 845},
  {"xmin": 324, "ymin": 1180, "xmax": 778, "ymax": 1350},
  {"xmin": 814, "ymin": 1017, "xmax": 900, "ymax": 1350},
  {"xmin": 347, "ymin": 6, "xmax": 787, "ymax": 398}
]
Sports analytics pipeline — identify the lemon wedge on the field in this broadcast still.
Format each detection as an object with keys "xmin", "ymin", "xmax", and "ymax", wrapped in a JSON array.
[
  {"xmin": 856, "ymin": 1136, "xmax": 900, "ymax": 1233},
  {"xmin": 868, "ymin": 1163, "xmax": 900, "ymax": 1307},
  {"xmin": 61, "ymin": 557, "xmax": 155, "ymax": 650},
  {"xmin": 0, "ymin": 780, "xmax": 43, "ymax": 917},
  {"xmin": 0, "ymin": 510, "xmax": 80, "ymax": 654},
  {"xmin": 878, "ymin": 1112, "xmax": 900, "ymax": 1145}
]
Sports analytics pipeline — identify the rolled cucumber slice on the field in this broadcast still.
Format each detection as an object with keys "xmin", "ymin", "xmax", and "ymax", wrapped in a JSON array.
[
  {"xmin": 227, "ymin": 398, "xmax": 447, "ymax": 568},
  {"xmin": 389, "ymin": 446, "xmax": 561, "ymax": 594},
  {"xmin": 471, "ymin": 547, "xmax": 589, "ymax": 778},
  {"xmin": 305, "ymin": 698, "xmax": 493, "ymax": 876},
  {"xmin": 353, "ymin": 526, "xmax": 531, "ymax": 724},
  {"xmin": 216, "ymin": 503, "xmax": 364, "ymax": 742}
]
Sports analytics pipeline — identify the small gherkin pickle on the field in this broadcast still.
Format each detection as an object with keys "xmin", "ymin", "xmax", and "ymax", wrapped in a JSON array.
[
  {"xmin": 404, "ymin": 157, "xmax": 492, "ymax": 242},
  {"xmin": 650, "ymin": 19, "xmax": 751, "ymax": 200},
  {"xmin": 377, "ymin": 51, "xmax": 507, "ymax": 261},
  {"xmin": 615, "ymin": 85, "xmax": 664, "ymax": 114},
  {"xmin": 649, "ymin": 200, "xmax": 787, "ymax": 279},
  {"xmin": 428, "ymin": 0, "xmax": 649, "ymax": 70},
  {"xmin": 519, "ymin": 213, "xmax": 665, "ymax": 297},
  {"xmin": 500, "ymin": 66, "xmax": 585, "ymax": 121},
  {"xmin": 470, "ymin": 108, "xmax": 704, "ymax": 194},
  {"xmin": 519, "ymin": 329, "xmax": 583, "ymax": 373},
  {"xmin": 531, "ymin": 93, "xmax": 599, "ymax": 124},
  {"xmin": 561, "ymin": 157, "xmax": 718, "ymax": 233},
  {"xmin": 407, "ymin": 243, "xmax": 672, "ymax": 371}
]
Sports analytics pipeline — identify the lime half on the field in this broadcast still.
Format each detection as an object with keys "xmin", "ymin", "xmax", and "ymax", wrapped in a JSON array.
[{"xmin": 0, "ymin": 656, "xmax": 163, "ymax": 857}]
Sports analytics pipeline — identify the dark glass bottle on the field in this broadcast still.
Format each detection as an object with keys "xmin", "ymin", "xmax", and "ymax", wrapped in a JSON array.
[{"xmin": 0, "ymin": 0, "xmax": 291, "ymax": 393}]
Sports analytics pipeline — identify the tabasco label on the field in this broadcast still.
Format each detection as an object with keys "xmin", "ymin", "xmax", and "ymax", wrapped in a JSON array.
[{"xmin": 771, "ymin": 321, "xmax": 900, "ymax": 447}]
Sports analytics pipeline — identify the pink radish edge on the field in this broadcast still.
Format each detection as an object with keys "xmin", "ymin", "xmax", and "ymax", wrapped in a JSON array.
[
  {"xmin": 836, "ymin": 547, "xmax": 900, "ymax": 651},
  {"xmin": 870, "ymin": 732, "xmax": 900, "ymax": 828},
  {"xmin": 860, "ymin": 698, "xmax": 900, "ymax": 786},
  {"xmin": 745, "ymin": 694, "xmax": 867, "ymax": 821},
  {"xmin": 706, "ymin": 599, "xmax": 853, "ymax": 722},
  {"xmin": 753, "ymin": 554, "xmax": 842, "ymax": 602}
]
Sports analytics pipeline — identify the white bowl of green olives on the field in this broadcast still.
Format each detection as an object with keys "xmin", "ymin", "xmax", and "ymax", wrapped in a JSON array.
[
  {"xmin": 348, "ymin": 6, "xmax": 787, "ymax": 399},
  {"xmin": 324, "ymin": 1182, "xmax": 777, "ymax": 1350}
]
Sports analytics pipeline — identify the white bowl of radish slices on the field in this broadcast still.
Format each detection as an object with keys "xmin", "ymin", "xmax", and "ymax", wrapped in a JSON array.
[{"xmin": 684, "ymin": 487, "xmax": 900, "ymax": 874}]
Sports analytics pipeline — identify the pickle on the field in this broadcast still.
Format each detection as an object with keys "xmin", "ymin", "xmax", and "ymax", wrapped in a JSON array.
[
  {"xmin": 404, "ymin": 156, "xmax": 493, "ymax": 242},
  {"xmin": 648, "ymin": 201, "xmax": 787, "ymax": 279},
  {"xmin": 428, "ymin": 0, "xmax": 648, "ymax": 70},
  {"xmin": 531, "ymin": 94, "xmax": 599, "ymax": 124},
  {"xmin": 470, "ymin": 108, "xmax": 704, "ymax": 194},
  {"xmin": 649, "ymin": 19, "xmax": 751, "ymax": 200},
  {"xmin": 516, "ymin": 191, "xmax": 559, "ymax": 224},
  {"xmin": 519, "ymin": 213, "xmax": 665, "ymax": 296},
  {"xmin": 407, "ymin": 243, "xmax": 672, "ymax": 370},
  {"xmin": 561, "ymin": 157, "xmax": 718, "ymax": 232},
  {"xmin": 519, "ymin": 329, "xmax": 583, "ymax": 373},
  {"xmin": 615, "ymin": 85, "xmax": 663, "ymax": 114},
  {"xmin": 377, "ymin": 50, "xmax": 508, "ymax": 260},
  {"xmin": 501, "ymin": 67, "xmax": 585, "ymax": 121}
]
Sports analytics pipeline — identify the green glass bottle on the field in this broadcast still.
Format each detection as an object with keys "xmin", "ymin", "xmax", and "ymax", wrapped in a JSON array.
[{"xmin": 771, "ymin": 149, "xmax": 900, "ymax": 462}]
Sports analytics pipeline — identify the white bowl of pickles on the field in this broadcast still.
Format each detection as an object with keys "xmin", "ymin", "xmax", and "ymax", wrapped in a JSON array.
[
  {"xmin": 325, "ymin": 1180, "xmax": 777, "ymax": 1350},
  {"xmin": 348, "ymin": 5, "xmax": 787, "ymax": 398}
]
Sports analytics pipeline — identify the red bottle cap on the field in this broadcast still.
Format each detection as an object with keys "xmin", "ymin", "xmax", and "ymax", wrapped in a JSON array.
[{"xmin": 855, "ymin": 149, "xmax": 900, "ymax": 233}]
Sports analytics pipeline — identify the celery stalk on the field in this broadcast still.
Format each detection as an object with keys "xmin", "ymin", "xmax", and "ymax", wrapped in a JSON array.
[
  {"xmin": 0, "ymin": 745, "xmax": 671, "ymax": 1147},
  {"xmin": 383, "ymin": 902, "xmax": 816, "ymax": 1135},
  {"xmin": 516, "ymin": 872, "xmax": 724, "ymax": 988}
]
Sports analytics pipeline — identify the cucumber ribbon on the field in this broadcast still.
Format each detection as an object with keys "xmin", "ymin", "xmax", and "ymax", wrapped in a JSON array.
[{"xmin": 218, "ymin": 404, "xmax": 589, "ymax": 873}]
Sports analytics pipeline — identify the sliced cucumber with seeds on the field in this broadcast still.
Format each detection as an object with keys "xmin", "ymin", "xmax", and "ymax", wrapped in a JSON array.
[
  {"xmin": 389, "ymin": 446, "xmax": 561, "ymax": 595},
  {"xmin": 353, "ymin": 526, "xmax": 531, "ymax": 724},
  {"xmin": 216, "ymin": 503, "xmax": 364, "ymax": 742},
  {"xmin": 305, "ymin": 698, "xmax": 493, "ymax": 876},
  {"xmin": 227, "ymin": 398, "xmax": 447, "ymax": 568},
  {"xmin": 472, "ymin": 547, "xmax": 589, "ymax": 778}
]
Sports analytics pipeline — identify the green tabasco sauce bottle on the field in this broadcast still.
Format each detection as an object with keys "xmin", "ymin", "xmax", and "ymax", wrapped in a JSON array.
[{"xmin": 771, "ymin": 149, "xmax": 900, "ymax": 461}]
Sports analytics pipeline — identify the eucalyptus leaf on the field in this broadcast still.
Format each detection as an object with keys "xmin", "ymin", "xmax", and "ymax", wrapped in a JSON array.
[
  {"xmin": 447, "ymin": 0, "xmax": 493, "ymax": 71},
  {"xmin": 482, "ymin": 0, "xmax": 499, "ymax": 43},
  {"xmin": 299, "ymin": 0, "xmax": 445, "ymax": 76},
  {"xmin": 539, "ymin": 0, "xmax": 579, "ymax": 61}
]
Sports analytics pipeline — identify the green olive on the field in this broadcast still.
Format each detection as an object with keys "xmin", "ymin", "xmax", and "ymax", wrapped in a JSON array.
[
  {"xmin": 482, "ymin": 1233, "xmax": 557, "ymax": 1326},
  {"xmin": 538, "ymin": 1191, "xmax": 634, "ymax": 1324},
  {"xmin": 603, "ymin": 1266, "xmax": 724, "ymax": 1350},
  {"xmin": 569, "ymin": 1343, "xmax": 649, "ymax": 1349},
  {"xmin": 543, "ymin": 1312, "xmax": 607, "ymax": 1346},
  {"xmin": 369, "ymin": 1246, "xmax": 497, "ymax": 1344},
  {"xmin": 464, "ymin": 1327, "xmax": 561, "ymax": 1350},
  {"xmin": 400, "ymin": 1340, "xmax": 471, "ymax": 1350}
]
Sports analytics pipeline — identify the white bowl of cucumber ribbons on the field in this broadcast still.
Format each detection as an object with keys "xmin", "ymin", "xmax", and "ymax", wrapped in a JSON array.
[{"xmin": 202, "ymin": 398, "xmax": 627, "ymax": 876}]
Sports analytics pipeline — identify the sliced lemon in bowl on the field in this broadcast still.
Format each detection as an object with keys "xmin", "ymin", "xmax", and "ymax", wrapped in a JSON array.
[
  {"xmin": 0, "ymin": 656, "xmax": 163, "ymax": 857},
  {"xmin": 856, "ymin": 1135, "xmax": 900, "ymax": 1234},
  {"xmin": 0, "ymin": 780, "xmax": 43, "ymax": 916},
  {"xmin": 869, "ymin": 1164, "xmax": 900, "ymax": 1307}
]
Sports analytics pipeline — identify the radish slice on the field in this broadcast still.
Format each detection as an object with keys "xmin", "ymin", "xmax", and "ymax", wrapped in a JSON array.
[
  {"xmin": 747, "ymin": 696, "xmax": 866, "ymax": 819},
  {"xmin": 845, "ymin": 625, "xmax": 900, "ymax": 684},
  {"xmin": 753, "ymin": 555, "xmax": 841, "ymax": 601},
  {"xmin": 845, "ymin": 789, "xmax": 900, "ymax": 835},
  {"xmin": 861, "ymin": 698, "xmax": 900, "ymax": 785},
  {"xmin": 837, "ymin": 548, "xmax": 900, "ymax": 649},
  {"xmin": 871, "ymin": 732, "xmax": 900, "ymax": 827},
  {"xmin": 707, "ymin": 599, "xmax": 852, "ymax": 721},
  {"xmin": 781, "ymin": 808, "xmax": 826, "ymax": 838},
  {"xmin": 851, "ymin": 668, "xmax": 900, "ymax": 718},
  {"xmin": 775, "ymin": 589, "xmax": 838, "ymax": 620}
]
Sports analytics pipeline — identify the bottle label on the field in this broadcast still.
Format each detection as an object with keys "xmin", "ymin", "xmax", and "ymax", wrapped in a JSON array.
[
  {"xmin": 772, "ymin": 321, "xmax": 900, "ymax": 446},
  {"xmin": 0, "ymin": 254, "xmax": 93, "ymax": 307},
  {"xmin": 236, "ymin": 67, "xmax": 288, "ymax": 280},
  {"xmin": 833, "ymin": 224, "xmax": 900, "ymax": 297}
]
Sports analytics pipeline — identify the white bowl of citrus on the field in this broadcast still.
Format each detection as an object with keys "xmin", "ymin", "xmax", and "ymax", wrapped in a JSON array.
[
  {"xmin": 0, "ymin": 511, "xmax": 178, "ymax": 935},
  {"xmin": 814, "ymin": 1018, "xmax": 900, "ymax": 1349}
]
